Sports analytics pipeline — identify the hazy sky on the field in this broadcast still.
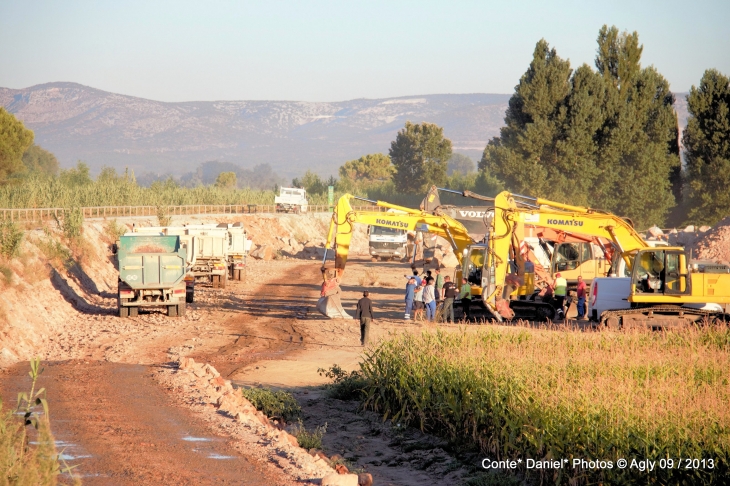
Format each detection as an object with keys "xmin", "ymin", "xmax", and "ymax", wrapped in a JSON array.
[{"xmin": 1, "ymin": 0, "xmax": 728, "ymax": 102}]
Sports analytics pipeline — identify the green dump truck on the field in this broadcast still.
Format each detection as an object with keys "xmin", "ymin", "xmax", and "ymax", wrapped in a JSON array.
[{"xmin": 116, "ymin": 235, "xmax": 188, "ymax": 318}]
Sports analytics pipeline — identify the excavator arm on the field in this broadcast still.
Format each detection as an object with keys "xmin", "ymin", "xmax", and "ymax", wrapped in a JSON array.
[{"xmin": 323, "ymin": 194, "xmax": 474, "ymax": 279}]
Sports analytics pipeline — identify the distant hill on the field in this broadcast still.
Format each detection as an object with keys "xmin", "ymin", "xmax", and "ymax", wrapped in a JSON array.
[
  {"xmin": 0, "ymin": 83, "xmax": 691, "ymax": 180},
  {"xmin": 0, "ymin": 82, "xmax": 511, "ymax": 179}
]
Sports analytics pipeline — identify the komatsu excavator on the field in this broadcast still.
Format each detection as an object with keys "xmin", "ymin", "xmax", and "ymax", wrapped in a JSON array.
[{"xmin": 483, "ymin": 191, "xmax": 730, "ymax": 327}]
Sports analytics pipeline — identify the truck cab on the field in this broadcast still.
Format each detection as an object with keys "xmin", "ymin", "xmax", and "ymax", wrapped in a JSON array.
[
  {"xmin": 275, "ymin": 187, "xmax": 308, "ymax": 213},
  {"xmin": 367, "ymin": 225, "xmax": 408, "ymax": 261}
]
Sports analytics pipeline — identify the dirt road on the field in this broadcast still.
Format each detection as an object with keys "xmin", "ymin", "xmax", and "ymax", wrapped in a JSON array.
[{"xmin": 0, "ymin": 255, "xmax": 473, "ymax": 485}]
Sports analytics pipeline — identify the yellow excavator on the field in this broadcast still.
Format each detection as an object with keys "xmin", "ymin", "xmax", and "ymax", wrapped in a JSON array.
[{"xmin": 484, "ymin": 191, "xmax": 730, "ymax": 327}]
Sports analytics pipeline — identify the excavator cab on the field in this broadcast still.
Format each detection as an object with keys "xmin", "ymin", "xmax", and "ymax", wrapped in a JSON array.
[{"xmin": 631, "ymin": 249, "xmax": 691, "ymax": 295}]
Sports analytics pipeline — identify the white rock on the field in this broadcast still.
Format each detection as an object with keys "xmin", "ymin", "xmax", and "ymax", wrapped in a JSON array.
[{"xmin": 321, "ymin": 473, "xmax": 359, "ymax": 486}]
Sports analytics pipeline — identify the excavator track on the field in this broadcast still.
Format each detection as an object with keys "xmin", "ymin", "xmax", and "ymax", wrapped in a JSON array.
[{"xmin": 599, "ymin": 306, "xmax": 729, "ymax": 330}]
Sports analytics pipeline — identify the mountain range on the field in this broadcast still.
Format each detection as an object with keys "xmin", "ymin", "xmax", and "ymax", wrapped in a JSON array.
[
  {"xmin": 0, "ymin": 82, "xmax": 690, "ymax": 181},
  {"xmin": 0, "ymin": 82, "xmax": 512, "ymax": 180}
]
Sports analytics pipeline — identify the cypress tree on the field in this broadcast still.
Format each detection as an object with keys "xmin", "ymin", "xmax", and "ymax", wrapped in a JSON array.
[{"xmin": 683, "ymin": 69, "xmax": 730, "ymax": 225}]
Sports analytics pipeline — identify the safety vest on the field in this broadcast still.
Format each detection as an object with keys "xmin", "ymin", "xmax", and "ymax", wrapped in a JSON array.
[{"xmin": 554, "ymin": 277, "xmax": 567, "ymax": 297}]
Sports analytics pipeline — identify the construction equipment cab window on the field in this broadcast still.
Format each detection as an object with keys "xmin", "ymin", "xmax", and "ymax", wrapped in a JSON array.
[
  {"xmin": 632, "ymin": 250, "xmax": 690, "ymax": 295},
  {"xmin": 466, "ymin": 248, "xmax": 485, "ymax": 285}
]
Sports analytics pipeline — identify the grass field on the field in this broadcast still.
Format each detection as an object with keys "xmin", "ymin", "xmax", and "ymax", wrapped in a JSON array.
[{"xmin": 360, "ymin": 326, "xmax": 730, "ymax": 484}]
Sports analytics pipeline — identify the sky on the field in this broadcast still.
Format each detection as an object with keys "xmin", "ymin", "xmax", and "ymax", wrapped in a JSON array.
[{"xmin": 1, "ymin": 0, "xmax": 729, "ymax": 102}]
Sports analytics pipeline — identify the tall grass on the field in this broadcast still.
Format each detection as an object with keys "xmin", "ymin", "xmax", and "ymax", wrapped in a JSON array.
[{"xmin": 360, "ymin": 327, "xmax": 730, "ymax": 484}]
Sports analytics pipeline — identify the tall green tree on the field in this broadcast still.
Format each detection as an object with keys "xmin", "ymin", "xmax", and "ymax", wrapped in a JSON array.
[
  {"xmin": 0, "ymin": 107, "xmax": 34, "ymax": 184},
  {"xmin": 215, "ymin": 171, "xmax": 237, "ymax": 190},
  {"xmin": 390, "ymin": 121, "xmax": 452, "ymax": 194},
  {"xmin": 480, "ymin": 27, "xmax": 679, "ymax": 228},
  {"xmin": 292, "ymin": 170, "xmax": 328, "ymax": 195},
  {"xmin": 683, "ymin": 69, "xmax": 730, "ymax": 225},
  {"xmin": 339, "ymin": 153, "xmax": 394, "ymax": 186},
  {"xmin": 22, "ymin": 144, "xmax": 59, "ymax": 176},
  {"xmin": 447, "ymin": 153, "xmax": 475, "ymax": 176},
  {"xmin": 60, "ymin": 161, "xmax": 93, "ymax": 186}
]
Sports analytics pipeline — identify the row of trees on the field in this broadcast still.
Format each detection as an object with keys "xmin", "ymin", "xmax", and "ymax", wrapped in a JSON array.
[
  {"xmin": 0, "ymin": 107, "xmax": 59, "ymax": 183},
  {"xmin": 292, "ymin": 25, "xmax": 729, "ymax": 228}
]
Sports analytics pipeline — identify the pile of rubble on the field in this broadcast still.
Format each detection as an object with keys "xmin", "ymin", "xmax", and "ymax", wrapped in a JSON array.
[
  {"xmin": 645, "ymin": 220, "xmax": 730, "ymax": 264},
  {"xmin": 173, "ymin": 357, "xmax": 372, "ymax": 486},
  {"xmin": 250, "ymin": 237, "xmax": 330, "ymax": 261}
]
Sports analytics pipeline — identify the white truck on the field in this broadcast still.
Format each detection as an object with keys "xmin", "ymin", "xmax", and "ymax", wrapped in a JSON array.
[
  {"xmin": 368, "ymin": 225, "xmax": 408, "ymax": 261},
  {"xmin": 275, "ymin": 187, "xmax": 308, "ymax": 213},
  {"xmin": 184, "ymin": 223, "xmax": 252, "ymax": 281}
]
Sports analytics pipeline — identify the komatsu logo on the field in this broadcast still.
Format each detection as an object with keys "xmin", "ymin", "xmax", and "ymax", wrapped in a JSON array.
[
  {"xmin": 376, "ymin": 218, "xmax": 409, "ymax": 229},
  {"xmin": 459, "ymin": 210, "xmax": 487, "ymax": 218},
  {"xmin": 547, "ymin": 218, "xmax": 584, "ymax": 227}
]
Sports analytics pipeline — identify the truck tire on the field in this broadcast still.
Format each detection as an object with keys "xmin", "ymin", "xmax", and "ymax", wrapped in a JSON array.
[
  {"xmin": 186, "ymin": 289, "xmax": 194, "ymax": 303},
  {"xmin": 168, "ymin": 305, "xmax": 178, "ymax": 317},
  {"xmin": 129, "ymin": 306, "xmax": 139, "ymax": 317},
  {"xmin": 233, "ymin": 269, "xmax": 240, "ymax": 281},
  {"xmin": 212, "ymin": 275, "xmax": 219, "ymax": 289},
  {"xmin": 178, "ymin": 301, "xmax": 186, "ymax": 317},
  {"xmin": 119, "ymin": 305, "xmax": 129, "ymax": 318},
  {"xmin": 220, "ymin": 273, "xmax": 227, "ymax": 289}
]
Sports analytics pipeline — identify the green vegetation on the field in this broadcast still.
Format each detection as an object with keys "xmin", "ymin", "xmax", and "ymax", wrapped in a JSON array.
[
  {"xmin": 0, "ymin": 107, "xmax": 34, "ymax": 185},
  {"xmin": 53, "ymin": 207, "xmax": 83, "ymax": 241},
  {"xmin": 0, "ymin": 221, "xmax": 23, "ymax": 259},
  {"xmin": 480, "ymin": 25, "xmax": 680, "ymax": 228},
  {"xmin": 684, "ymin": 69, "xmax": 730, "ymax": 226},
  {"xmin": 240, "ymin": 387, "xmax": 301, "ymax": 422},
  {"xmin": 291, "ymin": 419, "xmax": 327, "ymax": 450},
  {"xmin": 103, "ymin": 219, "xmax": 127, "ymax": 242},
  {"xmin": 0, "ymin": 359, "xmax": 77, "ymax": 486},
  {"xmin": 21, "ymin": 145, "xmax": 59, "ymax": 177},
  {"xmin": 317, "ymin": 364, "xmax": 367, "ymax": 400},
  {"xmin": 390, "ymin": 121, "xmax": 453, "ymax": 194},
  {"xmin": 214, "ymin": 171, "xmax": 237, "ymax": 190},
  {"xmin": 358, "ymin": 327, "xmax": 730, "ymax": 484}
]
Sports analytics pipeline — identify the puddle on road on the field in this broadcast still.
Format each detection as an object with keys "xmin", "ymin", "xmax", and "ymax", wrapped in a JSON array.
[
  {"xmin": 182, "ymin": 436, "xmax": 213, "ymax": 442},
  {"xmin": 208, "ymin": 453, "xmax": 236, "ymax": 460}
]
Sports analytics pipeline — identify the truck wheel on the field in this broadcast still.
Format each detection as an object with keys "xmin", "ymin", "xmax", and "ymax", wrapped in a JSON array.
[
  {"xmin": 212, "ymin": 275, "xmax": 219, "ymax": 289},
  {"xmin": 186, "ymin": 289, "xmax": 194, "ymax": 303},
  {"xmin": 220, "ymin": 273, "xmax": 227, "ymax": 289},
  {"xmin": 233, "ymin": 269, "xmax": 240, "ymax": 281},
  {"xmin": 129, "ymin": 306, "xmax": 139, "ymax": 317},
  {"xmin": 119, "ymin": 306, "xmax": 129, "ymax": 318},
  {"xmin": 178, "ymin": 301, "xmax": 186, "ymax": 317},
  {"xmin": 168, "ymin": 305, "xmax": 178, "ymax": 317}
]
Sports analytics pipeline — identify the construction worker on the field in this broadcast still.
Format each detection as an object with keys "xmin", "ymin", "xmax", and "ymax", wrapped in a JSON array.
[
  {"xmin": 404, "ymin": 277, "xmax": 416, "ymax": 320},
  {"xmin": 434, "ymin": 268, "xmax": 444, "ymax": 299},
  {"xmin": 553, "ymin": 273, "xmax": 567, "ymax": 319},
  {"xmin": 356, "ymin": 291, "xmax": 374, "ymax": 345},
  {"xmin": 442, "ymin": 276, "xmax": 457, "ymax": 323},
  {"xmin": 576, "ymin": 275, "xmax": 587, "ymax": 320},
  {"xmin": 458, "ymin": 277, "xmax": 471, "ymax": 321},
  {"xmin": 423, "ymin": 277, "xmax": 436, "ymax": 322}
]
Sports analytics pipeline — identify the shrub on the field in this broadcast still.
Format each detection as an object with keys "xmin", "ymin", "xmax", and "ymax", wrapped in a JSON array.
[
  {"xmin": 0, "ymin": 221, "xmax": 24, "ymax": 259},
  {"xmin": 156, "ymin": 205, "xmax": 171, "ymax": 226},
  {"xmin": 290, "ymin": 419, "xmax": 327, "ymax": 450},
  {"xmin": 317, "ymin": 364, "xmax": 368, "ymax": 400},
  {"xmin": 104, "ymin": 219, "xmax": 127, "ymax": 242},
  {"xmin": 53, "ymin": 207, "xmax": 83, "ymax": 241},
  {"xmin": 240, "ymin": 387, "xmax": 301, "ymax": 422},
  {"xmin": 0, "ymin": 264, "xmax": 12, "ymax": 286}
]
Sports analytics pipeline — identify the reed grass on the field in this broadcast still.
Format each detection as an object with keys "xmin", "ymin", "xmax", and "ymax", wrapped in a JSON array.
[{"xmin": 360, "ymin": 326, "xmax": 730, "ymax": 484}]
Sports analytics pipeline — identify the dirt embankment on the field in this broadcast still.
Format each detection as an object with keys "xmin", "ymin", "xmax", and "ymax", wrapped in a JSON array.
[{"xmin": 0, "ymin": 212, "xmax": 367, "ymax": 365}]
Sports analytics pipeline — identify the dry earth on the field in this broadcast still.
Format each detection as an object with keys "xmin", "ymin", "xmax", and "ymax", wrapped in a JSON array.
[{"xmin": 0, "ymin": 212, "xmax": 473, "ymax": 485}]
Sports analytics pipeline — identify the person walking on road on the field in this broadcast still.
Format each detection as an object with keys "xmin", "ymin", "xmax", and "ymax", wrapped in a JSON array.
[
  {"xmin": 553, "ymin": 273, "xmax": 567, "ymax": 319},
  {"xmin": 423, "ymin": 277, "xmax": 436, "ymax": 322},
  {"xmin": 356, "ymin": 291, "xmax": 374, "ymax": 345},
  {"xmin": 413, "ymin": 280, "xmax": 425, "ymax": 321},
  {"xmin": 576, "ymin": 275, "xmax": 587, "ymax": 320},
  {"xmin": 442, "ymin": 276, "xmax": 457, "ymax": 323},
  {"xmin": 458, "ymin": 277, "xmax": 471, "ymax": 321},
  {"xmin": 404, "ymin": 277, "xmax": 416, "ymax": 320}
]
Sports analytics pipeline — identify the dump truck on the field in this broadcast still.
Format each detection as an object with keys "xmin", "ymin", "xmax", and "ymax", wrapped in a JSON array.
[
  {"xmin": 184, "ymin": 223, "xmax": 252, "ymax": 281},
  {"xmin": 116, "ymin": 235, "xmax": 188, "ymax": 318},
  {"xmin": 275, "ymin": 187, "xmax": 308, "ymax": 213},
  {"xmin": 132, "ymin": 225, "xmax": 229, "ymax": 289}
]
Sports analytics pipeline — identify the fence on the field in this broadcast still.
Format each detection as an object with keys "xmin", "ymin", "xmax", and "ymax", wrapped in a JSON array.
[{"xmin": 0, "ymin": 204, "xmax": 386, "ymax": 222}]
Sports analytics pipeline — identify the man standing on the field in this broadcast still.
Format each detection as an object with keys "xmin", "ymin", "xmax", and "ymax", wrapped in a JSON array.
[
  {"xmin": 356, "ymin": 291, "xmax": 374, "ymax": 345},
  {"xmin": 434, "ymin": 268, "xmax": 444, "ymax": 299},
  {"xmin": 553, "ymin": 273, "xmax": 567, "ymax": 319},
  {"xmin": 423, "ymin": 277, "xmax": 436, "ymax": 322},
  {"xmin": 404, "ymin": 277, "xmax": 416, "ymax": 320},
  {"xmin": 458, "ymin": 278, "xmax": 471, "ymax": 321},
  {"xmin": 576, "ymin": 275, "xmax": 587, "ymax": 320},
  {"xmin": 442, "ymin": 276, "xmax": 457, "ymax": 323}
]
